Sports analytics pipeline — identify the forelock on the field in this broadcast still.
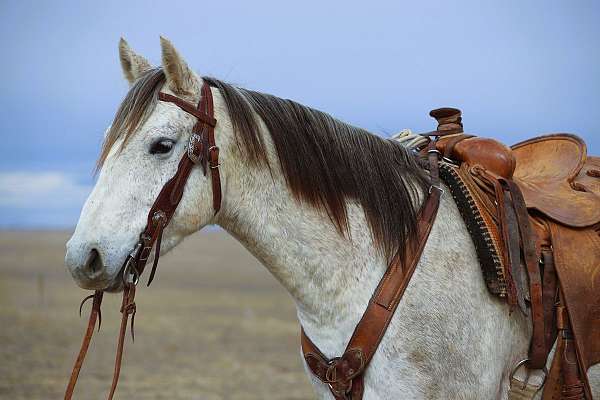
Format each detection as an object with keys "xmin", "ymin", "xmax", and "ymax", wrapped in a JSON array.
[{"xmin": 96, "ymin": 68, "xmax": 166, "ymax": 171}]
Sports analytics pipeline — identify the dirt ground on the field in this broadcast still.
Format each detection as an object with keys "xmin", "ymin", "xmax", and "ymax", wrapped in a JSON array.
[{"xmin": 0, "ymin": 230, "xmax": 314, "ymax": 399}]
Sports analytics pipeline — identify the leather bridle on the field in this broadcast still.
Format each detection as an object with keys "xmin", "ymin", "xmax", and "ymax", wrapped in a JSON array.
[
  {"xmin": 65, "ymin": 80, "xmax": 442, "ymax": 400},
  {"xmin": 64, "ymin": 81, "xmax": 221, "ymax": 400}
]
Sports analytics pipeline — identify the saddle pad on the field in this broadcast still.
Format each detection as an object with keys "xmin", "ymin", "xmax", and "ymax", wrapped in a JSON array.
[
  {"xmin": 512, "ymin": 134, "xmax": 600, "ymax": 228},
  {"xmin": 438, "ymin": 162, "xmax": 509, "ymax": 299}
]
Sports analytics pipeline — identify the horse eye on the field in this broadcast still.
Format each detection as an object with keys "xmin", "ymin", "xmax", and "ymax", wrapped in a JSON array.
[{"xmin": 150, "ymin": 139, "xmax": 175, "ymax": 155}]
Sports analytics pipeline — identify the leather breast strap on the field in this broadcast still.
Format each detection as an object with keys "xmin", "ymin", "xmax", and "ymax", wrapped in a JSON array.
[
  {"xmin": 301, "ymin": 143, "xmax": 442, "ymax": 400},
  {"xmin": 65, "ymin": 81, "xmax": 220, "ymax": 400}
]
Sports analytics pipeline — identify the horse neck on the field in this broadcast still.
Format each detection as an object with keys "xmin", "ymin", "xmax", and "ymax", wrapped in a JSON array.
[
  {"xmin": 214, "ymin": 137, "xmax": 532, "ymax": 385},
  {"xmin": 216, "ymin": 147, "xmax": 391, "ymax": 354},
  {"xmin": 208, "ymin": 107, "xmax": 535, "ymax": 396}
]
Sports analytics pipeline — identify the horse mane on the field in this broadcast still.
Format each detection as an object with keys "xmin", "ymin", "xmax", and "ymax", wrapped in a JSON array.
[
  {"xmin": 98, "ymin": 68, "xmax": 430, "ymax": 263},
  {"xmin": 97, "ymin": 68, "xmax": 165, "ymax": 170}
]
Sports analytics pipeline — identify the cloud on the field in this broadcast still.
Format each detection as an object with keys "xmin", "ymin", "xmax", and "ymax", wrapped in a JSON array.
[
  {"xmin": 0, "ymin": 171, "xmax": 91, "ymax": 209},
  {"xmin": 0, "ymin": 171, "xmax": 92, "ymax": 228}
]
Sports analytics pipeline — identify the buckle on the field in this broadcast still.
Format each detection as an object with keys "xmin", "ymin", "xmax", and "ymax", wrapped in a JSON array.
[
  {"xmin": 328, "ymin": 380, "xmax": 352, "ymax": 399},
  {"xmin": 325, "ymin": 359, "xmax": 352, "ymax": 399},
  {"xmin": 208, "ymin": 145, "xmax": 220, "ymax": 169},
  {"xmin": 188, "ymin": 133, "xmax": 205, "ymax": 164},
  {"xmin": 325, "ymin": 357, "xmax": 341, "ymax": 382},
  {"xmin": 428, "ymin": 184, "xmax": 444, "ymax": 195},
  {"xmin": 122, "ymin": 243, "xmax": 142, "ymax": 286},
  {"xmin": 138, "ymin": 233, "xmax": 152, "ymax": 262}
]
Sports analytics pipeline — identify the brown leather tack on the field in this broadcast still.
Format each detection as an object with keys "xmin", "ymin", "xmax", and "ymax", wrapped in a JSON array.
[
  {"xmin": 65, "ymin": 81, "xmax": 221, "ymax": 400},
  {"xmin": 64, "ymin": 291, "xmax": 103, "ymax": 400},
  {"xmin": 419, "ymin": 111, "xmax": 599, "ymax": 399},
  {"xmin": 66, "ymin": 103, "xmax": 600, "ymax": 400},
  {"xmin": 301, "ymin": 140, "xmax": 442, "ymax": 400},
  {"xmin": 302, "ymin": 109, "xmax": 600, "ymax": 400}
]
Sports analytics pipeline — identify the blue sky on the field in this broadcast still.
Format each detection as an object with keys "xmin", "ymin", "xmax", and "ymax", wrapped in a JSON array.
[{"xmin": 1, "ymin": 1, "xmax": 598, "ymax": 228}]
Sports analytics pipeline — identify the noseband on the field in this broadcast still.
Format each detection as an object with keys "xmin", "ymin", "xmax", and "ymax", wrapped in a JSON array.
[{"xmin": 65, "ymin": 81, "xmax": 221, "ymax": 400}]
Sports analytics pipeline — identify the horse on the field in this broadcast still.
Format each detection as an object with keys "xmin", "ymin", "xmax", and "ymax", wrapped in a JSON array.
[{"xmin": 64, "ymin": 37, "xmax": 600, "ymax": 399}]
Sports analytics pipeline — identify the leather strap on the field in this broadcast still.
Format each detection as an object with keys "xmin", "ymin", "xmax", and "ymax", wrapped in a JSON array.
[
  {"xmin": 158, "ymin": 85, "xmax": 221, "ymax": 213},
  {"xmin": 442, "ymin": 134, "xmax": 474, "ymax": 159},
  {"xmin": 107, "ymin": 285, "xmax": 136, "ymax": 400},
  {"xmin": 553, "ymin": 294, "xmax": 586, "ymax": 400},
  {"xmin": 469, "ymin": 167, "xmax": 547, "ymax": 368},
  {"xmin": 133, "ymin": 82, "xmax": 221, "ymax": 284},
  {"xmin": 65, "ymin": 81, "xmax": 220, "ymax": 400},
  {"xmin": 541, "ymin": 249, "xmax": 558, "ymax": 357},
  {"xmin": 64, "ymin": 291, "xmax": 103, "ymax": 400},
  {"xmin": 157, "ymin": 92, "xmax": 217, "ymax": 127},
  {"xmin": 504, "ymin": 179, "xmax": 546, "ymax": 369},
  {"xmin": 301, "ymin": 142, "xmax": 442, "ymax": 400}
]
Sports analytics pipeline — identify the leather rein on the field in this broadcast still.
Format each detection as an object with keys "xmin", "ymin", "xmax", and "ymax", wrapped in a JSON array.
[
  {"xmin": 64, "ymin": 82, "xmax": 221, "ymax": 400},
  {"xmin": 65, "ymin": 81, "xmax": 443, "ymax": 400}
]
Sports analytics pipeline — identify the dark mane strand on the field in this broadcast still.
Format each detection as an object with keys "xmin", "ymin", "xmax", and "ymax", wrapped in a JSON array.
[
  {"xmin": 203, "ymin": 77, "xmax": 429, "ymax": 262},
  {"xmin": 98, "ymin": 69, "xmax": 429, "ymax": 263}
]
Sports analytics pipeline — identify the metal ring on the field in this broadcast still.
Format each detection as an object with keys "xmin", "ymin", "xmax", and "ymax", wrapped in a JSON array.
[
  {"xmin": 509, "ymin": 359, "xmax": 529, "ymax": 383},
  {"xmin": 509, "ymin": 358, "xmax": 547, "ymax": 393},
  {"xmin": 428, "ymin": 185, "xmax": 445, "ymax": 195},
  {"xmin": 442, "ymin": 156, "xmax": 459, "ymax": 165},
  {"xmin": 122, "ymin": 259, "xmax": 140, "ymax": 286}
]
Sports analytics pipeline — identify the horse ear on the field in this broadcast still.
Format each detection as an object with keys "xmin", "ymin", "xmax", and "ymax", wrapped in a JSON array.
[
  {"xmin": 119, "ymin": 38, "xmax": 152, "ymax": 85},
  {"xmin": 160, "ymin": 36, "xmax": 199, "ymax": 95}
]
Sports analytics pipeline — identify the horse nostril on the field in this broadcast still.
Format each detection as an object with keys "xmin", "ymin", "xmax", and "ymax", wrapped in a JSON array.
[{"xmin": 85, "ymin": 249, "xmax": 103, "ymax": 273}]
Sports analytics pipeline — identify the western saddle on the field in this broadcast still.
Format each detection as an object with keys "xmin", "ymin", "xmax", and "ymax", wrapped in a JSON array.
[{"xmin": 417, "ymin": 108, "xmax": 600, "ymax": 399}]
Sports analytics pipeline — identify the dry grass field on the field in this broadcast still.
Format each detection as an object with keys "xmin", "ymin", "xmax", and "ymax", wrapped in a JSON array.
[{"xmin": 0, "ymin": 230, "xmax": 313, "ymax": 399}]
